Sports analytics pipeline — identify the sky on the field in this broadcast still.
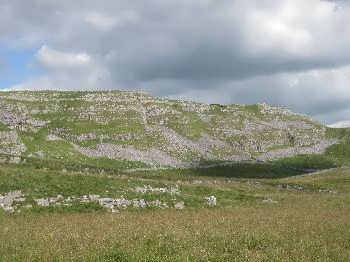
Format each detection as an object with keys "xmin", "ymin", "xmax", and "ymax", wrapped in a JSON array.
[{"xmin": 1, "ymin": 0, "xmax": 350, "ymax": 126}]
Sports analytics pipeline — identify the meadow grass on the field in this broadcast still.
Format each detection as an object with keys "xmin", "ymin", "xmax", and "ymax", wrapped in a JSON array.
[
  {"xmin": 0, "ymin": 122, "xmax": 9, "ymax": 131},
  {"xmin": 1, "ymin": 207, "xmax": 349, "ymax": 261},
  {"xmin": 1, "ymin": 164, "xmax": 350, "ymax": 261}
]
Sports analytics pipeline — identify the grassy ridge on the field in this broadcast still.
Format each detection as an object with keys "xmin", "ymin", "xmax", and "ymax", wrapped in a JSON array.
[{"xmin": 0, "ymin": 91, "xmax": 330, "ymax": 164}]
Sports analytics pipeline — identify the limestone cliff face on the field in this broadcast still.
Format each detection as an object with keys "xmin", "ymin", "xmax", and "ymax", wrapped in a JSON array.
[{"xmin": 0, "ymin": 91, "xmax": 336, "ymax": 167}]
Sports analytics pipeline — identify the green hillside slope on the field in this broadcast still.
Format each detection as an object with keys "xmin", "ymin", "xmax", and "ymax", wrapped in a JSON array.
[{"xmin": 0, "ymin": 91, "xmax": 341, "ymax": 171}]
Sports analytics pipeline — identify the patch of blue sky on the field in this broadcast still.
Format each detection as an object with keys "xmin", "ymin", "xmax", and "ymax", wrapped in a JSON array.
[{"xmin": 0, "ymin": 47, "xmax": 40, "ymax": 89}]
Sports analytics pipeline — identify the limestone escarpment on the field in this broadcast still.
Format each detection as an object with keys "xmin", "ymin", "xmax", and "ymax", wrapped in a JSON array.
[{"xmin": 0, "ymin": 91, "xmax": 336, "ymax": 167}]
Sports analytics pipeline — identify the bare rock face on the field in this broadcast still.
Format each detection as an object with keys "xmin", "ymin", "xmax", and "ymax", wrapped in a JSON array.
[
  {"xmin": 0, "ymin": 91, "xmax": 338, "ymax": 168},
  {"xmin": 0, "ymin": 131, "xmax": 26, "ymax": 156},
  {"xmin": 0, "ymin": 109, "xmax": 23, "ymax": 129},
  {"xmin": 256, "ymin": 139, "xmax": 338, "ymax": 161},
  {"xmin": 152, "ymin": 126, "xmax": 216, "ymax": 159},
  {"xmin": 74, "ymin": 143, "xmax": 191, "ymax": 168}
]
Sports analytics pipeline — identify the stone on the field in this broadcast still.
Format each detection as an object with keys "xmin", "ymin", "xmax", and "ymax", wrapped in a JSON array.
[
  {"xmin": 262, "ymin": 198, "xmax": 278, "ymax": 204},
  {"xmin": 174, "ymin": 201, "xmax": 185, "ymax": 209},
  {"xmin": 133, "ymin": 199, "xmax": 147, "ymax": 208},
  {"xmin": 15, "ymin": 197, "xmax": 26, "ymax": 202},
  {"xmin": 46, "ymin": 134, "xmax": 63, "ymax": 141},
  {"xmin": 88, "ymin": 194, "xmax": 100, "ymax": 201},
  {"xmin": 138, "ymin": 199, "xmax": 147, "ymax": 208},
  {"xmin": 319, "ymin": 188, "xmax": 337, "ymax": 194},
  {"xmin": 3, "ymin": 206, "xmax": 14, "ymax": 213},
  {"xmin": 0, "ymin": 191, "xmax": 24, "ymax": 212},
  {"xmin": 57, "ymin": 194, "xmax": 64, "ymax": 200},
  {"xmin": 204, "ymin": 196, "xmax": 217, "ymax": 207},
  {"xmin": 135, "ymin": 185, "xmax": 180, "ymax": 195},
  {"xmin": 35, "ymin": 198, "xmax": 50, "ymax": 207}
]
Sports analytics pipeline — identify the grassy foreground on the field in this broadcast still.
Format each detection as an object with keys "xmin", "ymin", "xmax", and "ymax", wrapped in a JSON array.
[
  {"xmin": 1, "ymin": 163, "xmax": 350, "ymax": 261},
  {"xmin": 1, "ymin": 207, "xmax": 350, "ymax": 261}
]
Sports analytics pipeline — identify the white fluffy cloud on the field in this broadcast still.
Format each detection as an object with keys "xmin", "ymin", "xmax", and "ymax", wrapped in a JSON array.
[
  {"xmin": 11, "ymin": 46, "xmax": 112, "ymax": 91},
  {"xmin": 328, "ymin": 121, "xmax": 350, "ymax": 128},
  {"xmin": 2, "ymin": 0, "xmax": 350, "ymax": 124},
  {"xmin": 37, "ymin": 46, "xmax": 91, "ymax": 68}
]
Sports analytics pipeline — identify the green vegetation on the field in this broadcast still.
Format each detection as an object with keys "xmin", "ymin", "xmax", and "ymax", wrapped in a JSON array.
[
  {"xmin": 1, "ymin": 91, "xmax": 350, "ymax": 261},
  {"xmin": 0, "ymin": 122, "xmax": 9, "ymax": 131},
  {"xmin": 17, "ymin": 128, "xmax": 148, "ymax": 171},
  {"xmin": 277, "ymin": 155, "xmax": 336, "ymax": 170},
  {"xmin": 0, "ymin": 91, "xmax": 329, "ymax": 166},
  {"xmin": 134, "ymin": 163, "xmax": 303, "ymax": 180},
  {"xmin": 1, "ymin": 163, "xmax": 350, "ymax": 261},
  {"xmin": 323, "ymin": 127, "xmax": 350, "ymax": 165},
  {"xmin": 242, "ymin": 104, "xmax": 264, "ymax": 118}
]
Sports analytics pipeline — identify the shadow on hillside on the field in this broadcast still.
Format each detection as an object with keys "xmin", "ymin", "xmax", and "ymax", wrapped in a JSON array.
[
  {"xmin": 0, "ymin": 152, "xmax": 337, "ymax": 180},
  {"xmin": 183, "ymin": 163, "xmax": 312, "ymax": 179},
  {"xmin": 149, "ymin": 163, "xmax": 313, "ymax": 179},
  {"xmin": 142, "ymin": 155, "xmax": 337, "ymax": 179}
]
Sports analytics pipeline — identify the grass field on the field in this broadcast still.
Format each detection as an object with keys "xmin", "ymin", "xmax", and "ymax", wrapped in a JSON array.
[{"xmin": 1, "ymin": 162, "xmax": 350, "ymax": 261}]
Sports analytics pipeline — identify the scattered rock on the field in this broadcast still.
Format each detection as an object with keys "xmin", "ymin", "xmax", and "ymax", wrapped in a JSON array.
[
  {"xmin": 174, "ymin": 201, "xmax": 185, "ymax": 209},
  {"xmin": 278, "ymin": 184, "xmax": 306, "ymax": 192},
  {"xmin": 46, "ymin": 134, "xmax": 63, "ymax": 141},
  {"xmin": 262, "ymin": 198, "xmax": 278, "ymax": 204},
  {"xmin": 247, "ymin": 181, "xmax": 263, "ymax": 188},
  {"xmin": 319, "ymin": 188, "xmax": 337, "ymax": 194},
  {"xmin": 0, "ymin": 191, "xmax": 24, "ymax": 212},
  {"xmin": 35, "ymin": 198, "xmax": 50, "ymax": 207},
  {"xmin": 135, "ymin": 185, "xmax": 180, "ymax": 195},
  {"xmin": 3, "ymin": 206, "xmax": 15, "ymax": 213},
  {"xmin": 0, "ymin": 131, "xmax": 26, "ymax": 156},
  {"xmin": 133, "ymin": 199, "xmax": 147, "ymax": 208},
  {"xmin": 204, "ymin": 196, "xmax": 217, "ymax": 207}
]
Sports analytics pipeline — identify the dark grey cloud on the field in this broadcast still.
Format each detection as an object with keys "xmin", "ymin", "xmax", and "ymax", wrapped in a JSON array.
[{"xmin": 2, "ymin": 0, "xmax": 350, "ymax": 125}]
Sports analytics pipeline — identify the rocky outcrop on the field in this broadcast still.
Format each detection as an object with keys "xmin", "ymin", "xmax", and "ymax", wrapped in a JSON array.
[
  {"xmin": 1, "ymin": 189, "xmax": 188, "ymax": 214},
  {"xmin": 153, "ymin": 126, "xmax": 216, "ymax": 159},
  {"xmin": 0, "ymin": 91, "xmax": 337, "ymax": 168},
  {"xmin": 256, "ymin": 139, "xmax": 338, "ymax": 161},
  {"xmin": 0, "ymin": 191, "xmax": 24, "ymax": 213},
  {"xmin": 0, "ymin": 131, "xmax": 26, "ymax": 156},
  {"xmin": 74, "ymin": 143, "xmax": 191, "ymax": 168}
]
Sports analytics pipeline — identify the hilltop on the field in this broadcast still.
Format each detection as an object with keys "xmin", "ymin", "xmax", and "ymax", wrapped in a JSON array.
[
  {"xmin": 0, "ymin": 90, "xmax": 341, "ymax": 170},
  {"xmin": 1, "ymin": 91, "xmax": 350, "ymax": 261}
]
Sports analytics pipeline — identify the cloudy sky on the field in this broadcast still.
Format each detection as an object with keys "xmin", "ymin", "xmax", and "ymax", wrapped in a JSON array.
[{"xmin": 1, "ymin": 0, "xmax": 350, "ymax": 126}]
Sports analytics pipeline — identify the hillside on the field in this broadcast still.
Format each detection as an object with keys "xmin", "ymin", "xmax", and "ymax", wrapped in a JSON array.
[
  {"xmin": 0, "ymin": 91, "xmax": 339, "ymax": 170},
  {"xmin": 1, "ymin": 91, "xmax": 350, "ymax": 261}
]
